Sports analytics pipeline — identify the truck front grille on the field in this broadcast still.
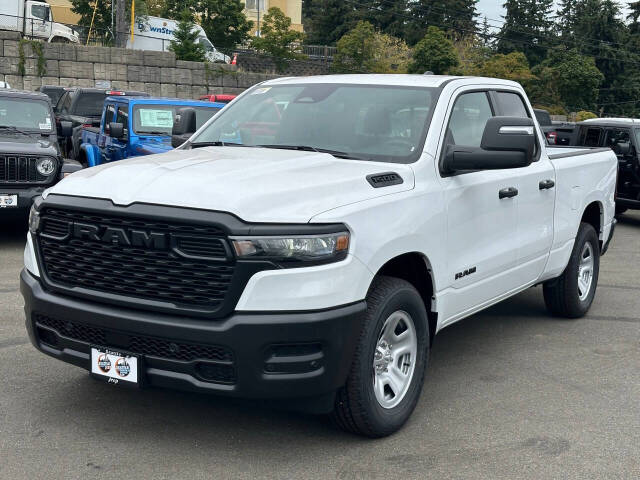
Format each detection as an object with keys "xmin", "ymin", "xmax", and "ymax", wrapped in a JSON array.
[
  {"xmin": 0, "ymin": 155, "xmax": 52, "ymax": 184},
  {"xmin": 36, "ymin": 207, "xmax": 237, "ymax": 315}
]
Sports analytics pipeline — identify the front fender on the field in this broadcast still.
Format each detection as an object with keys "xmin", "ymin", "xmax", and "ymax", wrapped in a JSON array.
[{"xmin": 80, "ymin": 144, "xmax": 101, "ymax": 167}]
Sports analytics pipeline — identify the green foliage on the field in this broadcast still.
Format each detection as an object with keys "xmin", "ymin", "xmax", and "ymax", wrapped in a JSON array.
[
  {"xmin": 405, "ymin": 0, "xmax": 478, "ymax": 45},
  {"xmin": 531, "ymin": 50, "xmax": 604, "ymax": 111},
  {"xmin": 71, "ymin": 0, "xmax": 148, "ymax": 43},
  {"xmin": 161, "ymin": 0, "xmax": 253, "ymax": 52},
  {"xmin": 408, "ymin": 27, "xmax": 459, "ymax": 75},
  {"xmin": 250, "ymin": 7, "xmax": 305, "ymax": 72},
  {"xmin": 575, "ymin": 110, "xmax": 598, "ymax": 121},
  {"xmin": 302, "ymin": 0, "xmax": 355, "ymax": 45},
  {"xmin": 18, "ymin": 39, "xmax": 47, "ymax": 77},
  {"xmin": 474, "ymin": 52, "xmax": 536, "ymax": 83},
  {"xmin": 168, "ymin": 10, "xmax": 206, "ymax": 62},
  {"xmin": 332, "ymin": 21, "xmax": 411, "ymax": 74},
  {"xmin": 497, "ymin": 0, "xmax": 555, "ymax": 66}
]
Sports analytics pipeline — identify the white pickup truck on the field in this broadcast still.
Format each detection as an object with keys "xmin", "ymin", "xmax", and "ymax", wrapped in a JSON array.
[{"xmin": 22, "ymin": 75, "xmax": 617, "ymax": 437}]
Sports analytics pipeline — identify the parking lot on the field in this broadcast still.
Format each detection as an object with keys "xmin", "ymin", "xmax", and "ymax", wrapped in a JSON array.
[{"xmin": 0, "ymin": 211, "xmax": 638, "ymax": 479}]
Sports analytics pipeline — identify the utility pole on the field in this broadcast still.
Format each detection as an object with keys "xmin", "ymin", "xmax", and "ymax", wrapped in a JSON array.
[
  {"xmin": 257, "ymin": 0, "xmax": 260, "ymax": 38},
  {"xmin": 115, "ymin": 0, "xmax": 127, "ymax": 47}
]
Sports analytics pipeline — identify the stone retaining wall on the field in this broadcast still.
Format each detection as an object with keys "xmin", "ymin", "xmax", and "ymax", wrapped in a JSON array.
[{"xmin": 0, "ymin": 31, "xmax": 283, "ymax": 97}]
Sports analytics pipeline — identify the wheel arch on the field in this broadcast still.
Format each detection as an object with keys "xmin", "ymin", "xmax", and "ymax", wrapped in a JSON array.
[
  {"xmin": 581, "ymin": 201, "xmax": 604, "ymax": 249},
  {"xmin": 372, "ymin": 252, "xmax": 437, "ymax": 345}
]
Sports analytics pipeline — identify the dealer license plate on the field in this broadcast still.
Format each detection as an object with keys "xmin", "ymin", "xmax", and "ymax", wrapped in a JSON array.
[
  {"xmin": 0, "ymin": 194, "xmax": 18, "ymax": 208},
  {"xmin": 90, "ymin": 347, "xmax": 139, "ymax": 385}
]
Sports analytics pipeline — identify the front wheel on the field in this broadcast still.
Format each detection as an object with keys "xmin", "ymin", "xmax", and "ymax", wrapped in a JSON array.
[
  {"xmin": 331, "ymin": 276, "xmax": 429, "ymax": 437},
  {"xmin": 543, "ymin": 222, "xmax": 600, "ymax": 318}
]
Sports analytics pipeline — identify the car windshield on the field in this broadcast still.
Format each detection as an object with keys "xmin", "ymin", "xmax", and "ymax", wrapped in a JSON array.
[
  {"xmin": 75, "ymin": 92, "xmax": 108, "ymax": 116},
  {"xmin": 191, "ymin": 84, "xmax": 437, "ymax": 163},
  {"xmin": 0, "ymin": 97, "xmax": 53, "ymax": 132},
  {"xmin": 198, "ymin": 37, "xmax": 214, "ymax": 51},
  {"xmin": 133, "ymin": 105, "xmax": 221, "ymax": 135}
]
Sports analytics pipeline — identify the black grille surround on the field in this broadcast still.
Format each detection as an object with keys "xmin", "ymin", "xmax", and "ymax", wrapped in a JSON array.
[
  {"xmin": 34, "ymin": 313, "xmax": 237, "ymax": 384},
  {"xmin": 33, "ymin": 195, "xmax": 350, "ymax": 318},
  {"xmin": 0, "ymin": 155, "xmax": 55, "ymax": 184}
]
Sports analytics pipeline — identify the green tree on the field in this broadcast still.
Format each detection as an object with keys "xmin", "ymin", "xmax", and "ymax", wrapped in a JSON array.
[
  {"xmin": 251, "ymin": 7, "xmax": 305, "ymax": 71},
  {"xmin": 497, "ymin": 0, "xmax": 555, "ymax": 66},
  {"xmin": 71, "ymin": 0, "xmax": 148, "ymax": 44},
  {"xmin": 408, "ymin": 26, "xmax": 459, "ymax": 74},
  {"xmin": 575, "ymin": 110, "xmax": 598, "ymax": 121},
  {"xmin": 405, "ymin": 0, "xmax": 478, "ymax": 45},
  {"xmin": 168, "ymin": 9, "xmax": 206, "ymax": 62},
  {"xmin": 160, "ymin": 0, "xmax": 253, "ymax": 52},
  {"xmin": 352, "ymin": 0, "xmax": 408, "ymax": 40},
  {"xmin": 473, "ymin": 52, "xmax": 536, "ymax": 83},
  {"xmin": 531, "ymin": 50, "xmax": 604, "ymax": 111},
  {"xmin": 302, "ymin": 0, "xmax": 356, "ymax": 45}
]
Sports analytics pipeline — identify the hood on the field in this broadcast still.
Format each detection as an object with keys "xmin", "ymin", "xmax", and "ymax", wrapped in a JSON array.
[
  {"xmin": 0, "ymin": 134, "xmax": 59, "ymax": 156},
  {"xmin": 46, "ymin": 146, "xmax": 415, "ymax": 223}
]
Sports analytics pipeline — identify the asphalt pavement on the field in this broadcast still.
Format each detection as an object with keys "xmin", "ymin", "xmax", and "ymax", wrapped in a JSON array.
[{"xmin": 1, "ymin": 210, "xmax": 638, "ymax": 479}]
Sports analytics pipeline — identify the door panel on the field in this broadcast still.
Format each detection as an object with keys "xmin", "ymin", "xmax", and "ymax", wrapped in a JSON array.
[{"xmin": 441, "ymin": 90, "xmax": 520, "ymax": 320}]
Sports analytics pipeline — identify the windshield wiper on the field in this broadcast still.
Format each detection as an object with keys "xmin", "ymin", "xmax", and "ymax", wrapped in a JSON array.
[
  {"xmin": 0, "ymin": 125, "xmax": 32, "ymax": 136},
  {"xmin": 189, "ymin": 141, "xmax": 246, "ymax": 148},
  {"xmin": 257, "ymin": 144, "xmax": 365, "ymax": 160}
]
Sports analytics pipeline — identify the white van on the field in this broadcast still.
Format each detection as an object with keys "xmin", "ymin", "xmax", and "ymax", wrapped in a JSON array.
[{"xmin": 127, "ymin": 16, "xmax": 230, "ymax": 64}]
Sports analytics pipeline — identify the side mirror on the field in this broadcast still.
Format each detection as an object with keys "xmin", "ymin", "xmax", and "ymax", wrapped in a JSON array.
[
  {"xmin": 444, "ymin": 117, "xmax": 536, "ymax": 173},
  {"xmin": 172, "ymin": 107, "xmax": 197, "ymax": 148},
  {"xmin": 109, "ymin": 122, "xmax": 125, "ymax": 140},
  {"xmin": 59, "ymin": 121, "xmax": 73, "ymax": 137},
  {"xmin": 613, "ymin": 142, "xmax": 630, "ymax": 156}
]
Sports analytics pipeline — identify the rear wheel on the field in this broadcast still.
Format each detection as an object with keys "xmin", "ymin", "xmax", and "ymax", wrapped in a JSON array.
[
  {"xmin": 543, "ymin": 222, "xmax": 600, "ymax": 318},
  {"xmin": 331, "ymin": 276, "xmax": 429, "ymax": 437}
]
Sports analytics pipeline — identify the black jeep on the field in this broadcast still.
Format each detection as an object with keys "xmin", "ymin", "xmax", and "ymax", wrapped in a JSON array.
[{"xmin": 0, "ymin": 90, "xmax": 81, "ymax": 212}]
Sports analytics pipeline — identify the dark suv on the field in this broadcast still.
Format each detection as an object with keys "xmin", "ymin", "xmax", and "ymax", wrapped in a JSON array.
[
  {"xmin": 0, "ymin": 90, "xmax": 81, "ymax": 211},
  {"xmin": 573, "ymin": 118, "xmax": 640, "ymax": 213},
  {"xmin": 54, "ymin": 88, "xmax": 148, "ymax": 158}
]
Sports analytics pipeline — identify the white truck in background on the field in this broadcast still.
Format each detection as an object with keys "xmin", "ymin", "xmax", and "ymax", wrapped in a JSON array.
[
  {"xmin": 0, "ymin": 0, "xmax": 79, "ymax": 43},
  {"xmin": 127, "ymin": 16, "xmax": 230, "ymax": 63}
]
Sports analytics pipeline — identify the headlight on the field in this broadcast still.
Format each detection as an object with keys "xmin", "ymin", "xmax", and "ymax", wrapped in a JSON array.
[
  {"xmin": 36, "ymin": 157, "xmax": 56, "ymax": 176},
  {"xmin": 231, "ymin": 232, "xmax": 350, "ymax": 265},
  {"xmin": 28, "ymin": 205, "xmax": 40, "ymax": 234}
]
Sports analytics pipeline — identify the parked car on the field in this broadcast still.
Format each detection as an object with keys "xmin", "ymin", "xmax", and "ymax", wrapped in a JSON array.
[
  {"xmin": 22, "ymin": 75, "xmax": 617, "ymax": 437},
  {"xmin": 0, "ymin": 0, "xmax": 79, "ymax": 43},
  {"xmin": 54, "ymin": 88, "xmax": 148, "ymax": 159},
  {"xmin": 198, "ymin": 94, "xmax": 237, "ymax": 103},
  {"xmin": 572, "ymin": 117, "xmax": 640, "ymax": 213},
  {"xmin": 0, "ymin": 89, "xmax": 81, "ymax": 211},
  {"xmin": 38, "ymin": 85, "xmax": 69, "ymax": 110},
  {"xmin": 127, "ymin": 16, "xmax": 229, "ymax": 63},
  {"xmin": 78, "ymin": 97, "xmax": 225, "ymax": 166},
  {"xmin": 533, "ymin": 108, "xmax": 575, "ymax": 146}
]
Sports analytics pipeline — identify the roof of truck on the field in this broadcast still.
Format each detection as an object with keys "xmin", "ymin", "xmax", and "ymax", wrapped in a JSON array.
[
  {"xmin": 262, "ymin": 74, "xmax": 522, "ymax": 89},
  {"xmin": 578, "ymin": 118, "xmax": 640, "ymax": 127},
  {"xmin": 105, "ymin": 96, "xmax": 226, "ymax": 108},
  {"xmin": 0, "ymin": 89, "xmax": 52, "ymax": 104}
]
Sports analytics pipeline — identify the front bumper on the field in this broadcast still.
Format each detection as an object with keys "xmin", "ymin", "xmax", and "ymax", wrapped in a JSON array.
[
  {"xmin": 0, "ymin": 186, "xmax": 47, "ymax": 210},
  {"xmin": 21, "ymin": 269, "xmax": 366, "ymax": 401}
]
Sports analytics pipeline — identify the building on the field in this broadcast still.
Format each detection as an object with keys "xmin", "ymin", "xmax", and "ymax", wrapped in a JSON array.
[{"xmin": 244, "ymin": 0, "xmax": 303, "ymax": 34}]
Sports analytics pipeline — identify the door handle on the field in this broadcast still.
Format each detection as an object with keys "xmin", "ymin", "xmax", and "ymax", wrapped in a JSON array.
[
  {"xmin": 499, "ymin": 187, "xmax": 518, "ymax": 199},
  {"xmin": 539, "ymin": 179, "xmax": 555, "ymax": 190}
]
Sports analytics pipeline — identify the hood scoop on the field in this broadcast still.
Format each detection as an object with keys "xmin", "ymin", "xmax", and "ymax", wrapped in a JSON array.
[{"xmin": 367, "ymin": 172, "xmax": 404, "ymax": 188}]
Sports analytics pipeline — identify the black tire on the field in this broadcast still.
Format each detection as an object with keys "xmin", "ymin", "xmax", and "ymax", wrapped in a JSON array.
[
  {"xmin": 331, "ymin": 276, "xmax": 429, "ymax": 438},
  {"xmin": 543, "ymin": 222, "xmax": 600, "ymax": 318}
]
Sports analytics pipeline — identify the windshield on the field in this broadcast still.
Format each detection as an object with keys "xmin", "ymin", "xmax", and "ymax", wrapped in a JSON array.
[
  {"xmin": 75, "ymin": 92, "xmax": 108, "ymax": 116},
  {"xmin": 133, "ymin": 105, "xmax": 221, "ymax": 135},
  {"xmin": 0, "ymin": 98, "xmax": 53, "ymax": 132},
  {"xmin": 191, "ymin": 84, "xmax": 437, "ymax": 163},
  {"xmin": 198, "ymin": 37, "xmax": 214, "ymax": 52}
]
